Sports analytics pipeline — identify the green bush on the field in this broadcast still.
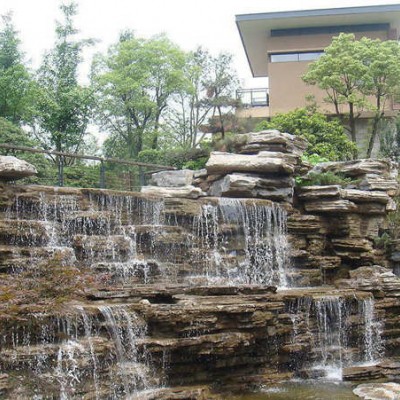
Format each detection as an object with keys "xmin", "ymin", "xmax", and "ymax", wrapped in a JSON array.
[
  {"xmin": 256, "ymin": 108, "xmax": 356, "ymax": 161},
  {"xmin": 296, "ymin": 171, "xmax": 354, "ymax": 187}
]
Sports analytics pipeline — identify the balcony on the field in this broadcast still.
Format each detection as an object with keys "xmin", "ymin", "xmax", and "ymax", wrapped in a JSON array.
[
  {"xmin": 236, "ymin": 88, "xmax": 270, "ymax": 119},
  {"xmin": 237, "ymin": 88, "xmax": 269, "ymax": 107}
]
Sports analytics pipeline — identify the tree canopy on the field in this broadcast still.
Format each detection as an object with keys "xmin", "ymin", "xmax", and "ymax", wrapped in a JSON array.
[
  {"xmin": 33, "ymin": 2, "xmax": 94, "ymax": 156},
  {"xmin": 92, "ymin": 33, "xmax": 187, "ymax": 159},
  {"xmin": 303, "ymin": 33, "xmax": 400, "ymax": 158},
  {"xmin": 0, "ymin": 13, "xmax": 35, "ymax": 125}
]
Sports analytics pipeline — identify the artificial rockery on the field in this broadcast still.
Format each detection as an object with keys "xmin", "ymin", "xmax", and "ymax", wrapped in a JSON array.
[{"xmin": 0, "ymin": 131, "xmax": 400, "ymax": 399}]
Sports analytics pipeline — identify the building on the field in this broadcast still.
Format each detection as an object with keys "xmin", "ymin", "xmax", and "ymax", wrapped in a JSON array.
[{"xmin": 236, "ymin": 4, "xmax": 400, "ymax": 120}]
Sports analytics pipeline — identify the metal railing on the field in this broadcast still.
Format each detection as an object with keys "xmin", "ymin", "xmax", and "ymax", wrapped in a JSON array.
[
  {"xmin": 0, "ymin": 143, "xmax": 176, "ymax": 190},
  {"xmin": 236, "ymin": 88, "xmax": 269, "ymax": 107}
]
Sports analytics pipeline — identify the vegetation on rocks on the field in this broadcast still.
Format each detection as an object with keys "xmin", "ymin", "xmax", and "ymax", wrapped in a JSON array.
[
  {"xmin": 256, "ymin": 108, "xmax": 356, "ymax": 161},
  {"xmin": 0, "ymin": 260, "xmax": 88, "ymax": 321}
]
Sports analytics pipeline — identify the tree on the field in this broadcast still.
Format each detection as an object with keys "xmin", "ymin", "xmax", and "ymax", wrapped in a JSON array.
[
  {"xmin": 92, "ymin": 33, "xmax": 187, "ymax": 158},
  {"xmin": 164, "ymin": 48, "xmax": 239, "ymax": 149},
  {"xmin": 255, "ymin": 108, "xmax": 356, "ymax": 161},
  {"xmin": 33, "ymin": 2, "xmax": 94, "ymax": 159},
  {"xmin": 204, "ymin": 52, "xmax": 239, "ymax": 139},
  {"xmin": 0, "ymin": 13, "xmax": 35, "ymax": 125},
  {"xmin": 303, "ymin": 33, "xmax": 400, "ymax": 158},
  {"xmin": 362, "ymin": 39, "xmax": 400, "ymax": 157}
]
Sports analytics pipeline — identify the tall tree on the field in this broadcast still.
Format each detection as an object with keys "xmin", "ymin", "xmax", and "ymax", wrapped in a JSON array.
[
  {"xmin": 0, "ymin": 13, "xmax": 34, "ymax": 125},
  {"xmin": 92, "ymin": 33, "xmax": 187, "ymax": 158},
  {"xmin": 164, "ymin": 48, "xmax": 213, "ymax": 149},
  {"xmin": 303, "ymin": 33, "xmax": 400, "ymax": 158},
  {"xmin": 361, "ymin": 38, "xmax": 400, "ymax": 157},
  {"xmin": 204, "ymin": 52, "xmax": 239, "ymax": 139},
  {"xmin": 165, "ymin": 48, "xmax": 239, "ymax": 149},
  {"xmin": 33, "ymin": 2, "xmax": 94, "ymax": 158}
]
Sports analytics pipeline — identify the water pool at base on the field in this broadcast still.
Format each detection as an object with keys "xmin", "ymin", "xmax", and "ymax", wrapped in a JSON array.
[{"xmin": 231, "ymin": 381, "xmax": 358, "ymax": 400}]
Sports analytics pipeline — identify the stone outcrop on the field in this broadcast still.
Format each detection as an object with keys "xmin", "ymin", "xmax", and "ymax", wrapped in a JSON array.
[
  {"xmin": 236, "ymin": 129, "xmax": 308, "ymax": 156},
  {"xmin": 209, "ymin": 173, "xmax": 294, "ymax": 201},
  {"xmin": 141, "ymin": 185, "xmax": 206, "ymax": 199},
  {"xmin": 206, "ymin": 151, "xmax": 297, "ymax": 175},
  {"xmin": 151, "ymin": 169, "xmax": 194, "ymax": 187},
  {"xmin": 1, "ymin": 149, "xmax": 400, "ymax": 398},
  {"xmin": 0, "ymin": 155, "xmax": 37, "ymax": 181},
  {"xmin": 353, "ymin": 382, "xmax": 400, "ymax": 399}
]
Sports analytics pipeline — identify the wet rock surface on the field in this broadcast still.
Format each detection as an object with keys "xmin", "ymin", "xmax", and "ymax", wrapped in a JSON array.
[
  {"xmin": 1, "ymin": 148, "xmax": 400, "ymax": 398},
  {"xmin": 353, "ymin": 382, "xmax": 400, "ymax": 399}
]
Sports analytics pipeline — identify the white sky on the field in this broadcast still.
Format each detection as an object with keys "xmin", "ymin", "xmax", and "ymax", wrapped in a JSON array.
[{"xmin": 1, "ymin": 0, "xmax": 400, "ymax": 88}]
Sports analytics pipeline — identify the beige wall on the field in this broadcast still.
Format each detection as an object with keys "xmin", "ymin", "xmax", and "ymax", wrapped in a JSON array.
[
  {"xmin": 267, "ymin": 30, "xmax": 388, "ymax": 54},
  {"xmin": 236, "ymin": 106, "xmax": 270, "ymax": 119},
  {"xmin": 268, "ymin": 30, "xmax": 390, "ymax": 116}
]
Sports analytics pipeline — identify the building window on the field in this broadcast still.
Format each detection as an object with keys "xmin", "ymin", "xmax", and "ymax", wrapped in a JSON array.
[{"xmin": 270, "ymin": 51, "xmax": 323, "ymax": 63}]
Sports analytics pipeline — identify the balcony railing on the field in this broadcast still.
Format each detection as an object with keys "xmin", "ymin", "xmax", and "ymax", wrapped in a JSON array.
[{"xmin": 236, "ymin": 88, "xmax": 269, "ymax": 107}]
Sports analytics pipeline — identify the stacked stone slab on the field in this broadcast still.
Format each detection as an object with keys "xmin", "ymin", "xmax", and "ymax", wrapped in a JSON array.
[
  {"xmin": 290, "ymin": 159, "xmax": 399, "ymax": 285},
  {"xmin": 205, "ymin": 130, "xmax": 307, "ymax": 203},
  {"xmin": 142, "ymin": 169, "xmax": 206, "ymax": 199},
  {"xmin": 0, "ymin": 155, "xmax": 37, "ymax": 181}
]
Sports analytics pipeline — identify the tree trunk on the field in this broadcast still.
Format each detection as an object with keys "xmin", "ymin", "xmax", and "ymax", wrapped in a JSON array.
[
  {"xmin": 366, "ymin": 113, "xmax": 382, "ymax": 158},
  {"xmin": 348, "ymin": 103, "xmax": 358, "ymax": 159}
]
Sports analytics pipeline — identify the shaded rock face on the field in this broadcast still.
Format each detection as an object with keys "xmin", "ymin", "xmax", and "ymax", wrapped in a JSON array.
[{"xmin": 0, "ymin": 155, "xmax": 37, "ymax": 181}]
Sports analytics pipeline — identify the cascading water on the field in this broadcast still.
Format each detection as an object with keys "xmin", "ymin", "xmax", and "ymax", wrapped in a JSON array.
[
  {"xmin": 360, "ymin": 297, "xmax": 384, "ymax": 365},
  {"xmin": 0, "ymin": 306, "xmax": 154, "ymax": 399},
  {"xmin": 191, "ymin": 198, "xmax": 291, "ymax": 287},
  {"xmin": 312, "ymin": 296, "xmax": 349, "ymax": 380},
  {"xmin": 287, "ymin": 294, "xmax": 384, "ymax": 381},
  {"xmin": 98, "ymin": 305, "xmax": 154, "ymax": 398}
]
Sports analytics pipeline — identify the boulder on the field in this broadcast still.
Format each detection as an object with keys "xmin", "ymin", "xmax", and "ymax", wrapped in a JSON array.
[
  {"xmin": 304, "ymin": 199, "xmax": 357, "ymax": 213},
  {"xmin": 353, "ymin": 382, "xmax": 400, "ymax": 399},
  {"xmin": 359, "ymin": 176, "xmax": 399, "ymax": 193},
  {"xmin": 206, "ymin": 151, "xmax": 296, "ymax": 176},
  {"xmin": 151, "ymin": 169, "xmax": 194, "ymax": 187},
  {"xmin": 0, "ymin": 156, "xmax": 37, "ymax": 181},
  {"xmin": 209, "ymin": 173, "xmax": 293, "ymax": 201},
  {"xmin": 342, "ymin": 189, "xmax": 390, "ymax": 204},
  {"xmin": 311, "ymin": 159, "xmax": 393, "ymax": 178},
  {"xmin": 237, "ymin": 130, "xmax": 308, "ymax": 155},
  {"xmin": 297, "ymin": 185, "xmax": 341, "ymax": 200},
  {"xmin": 337, "ymin": 265, "xmax": 400, "ymax": 295},
  {"xmin": 141, "ymin": 185, "xmax": 206, "ymax": 199}
]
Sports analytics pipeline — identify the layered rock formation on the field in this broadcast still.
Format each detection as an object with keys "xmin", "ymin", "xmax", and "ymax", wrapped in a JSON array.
[{"xmin": 1, "ymin": 131, "xmax": 400, "ymax": 399}]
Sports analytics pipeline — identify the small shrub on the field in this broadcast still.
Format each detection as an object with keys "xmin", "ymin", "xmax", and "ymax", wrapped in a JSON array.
[{"xmin": 296, "ymin": 171, "xmax": 354, "ymax": 187}]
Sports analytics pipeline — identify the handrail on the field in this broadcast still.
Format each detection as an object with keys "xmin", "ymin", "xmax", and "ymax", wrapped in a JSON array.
[{"xmin": 0, "ymin": 143, "xmax": 177, "ymax": 170}]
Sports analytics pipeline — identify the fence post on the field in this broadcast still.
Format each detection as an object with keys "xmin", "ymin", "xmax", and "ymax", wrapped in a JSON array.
[
  {"xmin": 57, "ymin": 156, "xmax": 64, "ymax": 187},
  {"xmin": 139, "ymin": 166, "xmax": 145, "ymax": 188},
  {"xmin": 99, "ymin": 161, "xmax": 106, "ymax": 189}
]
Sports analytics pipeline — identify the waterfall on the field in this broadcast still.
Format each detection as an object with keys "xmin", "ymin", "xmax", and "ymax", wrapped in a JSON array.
[
  {"xmin": 360, "ymin": 298, "xmax": 384, "ymax": 365},
  {"xmin": 192, "ymin": 199, "xmax": 291, "ymax": 287},
  {"xmin": 312, "ymin": 296, "xmax": 349, "ymax": 380},
  {"xmin": 287, "ymin": 295, "xmax": 384, "ymax": 381},
  {"xmin": 99, "ymin": 305, "xmax": 154, "ymax": 397}
]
